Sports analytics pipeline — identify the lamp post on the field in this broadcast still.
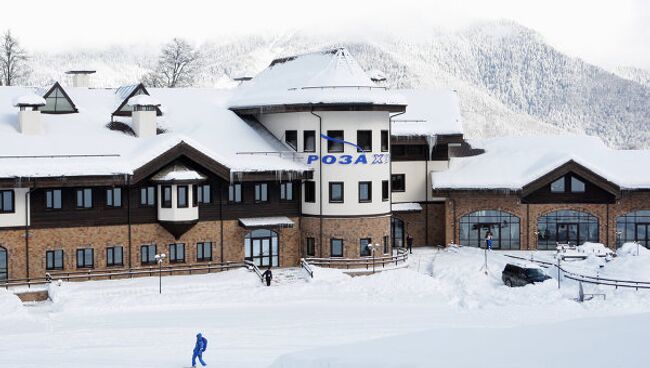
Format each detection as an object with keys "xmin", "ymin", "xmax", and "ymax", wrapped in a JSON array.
[{"xmin": 154, "ymin": 253, "xmax": 166, "ymax": 294}]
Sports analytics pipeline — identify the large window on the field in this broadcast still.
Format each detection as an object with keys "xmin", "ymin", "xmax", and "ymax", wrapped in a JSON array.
[
  {"xmin": 459, "ymin": 210, "xmax": 520, "ymax": 250},
  {"xmin": 285, "ymin": 130, "xmax": 297, "ymax": 150},
  {"xmin": 537, "ymin": 210, "xmax": 598, "ymax": 250},
  {"xmin": 550, "ymin": 178, "xmax": 565, "ymax": 193},
  {"xmin": 255, "ymin": 183, "xmax": 268, "ymax": 202},
  {"xmin": 46, "ymin": 189, "xmax": 62, "ymax": 210},
  {"xmin": 162, "ymin": 186, "xmax": 172, "ymax": 208},
  {"xmin": 304, "ymin": 181, "xmax": 316, "ymax": 203},
  {"xmin": 76, "ymin": 248, "xmax": 94, "ymax": 269},
  {"xmin": 616, "ymin": 210, "xmax": 650, "ymax": 248},
  {"xmin": 197, "ymin": 242, "xmax": 212, "ymax": 262},
  {"xmin": 331, "ymin": 239, "xmax": 344, "ymax": 257},
  {"xmin": 280, "ymin": 182, "xmax": 294, "ymax": 201},
  {"xmin": 382, "ymin": 180, "xmax": 389, "ymax": 201},
  {"xmin": 106, "ymin": 187, "xmax": 122, "ymax": 208},
  {"xmin": 381, "ymin": 130, "xmax": 389, "ymax": 152},
  {"xmin": 106, "ymin": 246, "xmax": 124, "ymax": 267},
  {"xmin": 357, "ymin": 130, "xmax": 372, "ymax": 152},
  {"xmin": 75, "ymin": 188, "xmax": 92, "ymax": 209},
  {"xmin": 329, "ymin": 182, "xmax": 344, "ymax": 203},
  {"xmin": 306, "ymin": 237, "xmax": 315, "ymax": 257},
  {"xmin": 0, "ymin": 190, "xmax": 15, "ymax": 213},
  {"xmin": 359, "ymin": 181, "xmax": 372, "ymax": 203},
  {"xmin": 140, "ymin": 186, "xmax": 156, "ymax": 206},
  {"xmin": 392, "ymin": 217, "xmax": 405, "ymax": 248},
  {"xmin": 304, "ymin": 131, "xmax": 316, "ymax": 152},
  {"xmin": 245, "ymin": 229, "xmax": 279, "ymax": 267},
  {"xmin": 140, "ymin": 244, "xmax": 157, "ymax": 265},
  {"xmin": 169, "ymin": 243, "xmax": 185, "ymax": 263},
  {"xmin": 360, "ymin": 238, "xmax": 372, "ymax": 257},
  {"xmin": 391, "ymin": 174, "xmax": 405, "ymax": 192},
  {"xmin": 229, "ymin": 184, "xmax": 242, "ymax": 203},
  {"xmin": 383, "ymin": 235, "xmax": 389, "ymax": 254},
  {"xmin": 46, "ymin": 249, "xmax": 64, "ymax": 270},
  {"xmin": 177, "ymin": 186, "xmax": 188, "ymax": 208},
  {"xmin": 0, "ymin": 246, "xmax": 6, "ymax": 281},
  {"xmin": 571, "ymin": 177, "xmax": 585, "ymax": 193},
  {"xmin": 327, "ymin": 130, "xmax": 344, "ymax": 153},
  {"xmin": 42, "ymin": 84, "xmax": 76, "ymax": 113}
]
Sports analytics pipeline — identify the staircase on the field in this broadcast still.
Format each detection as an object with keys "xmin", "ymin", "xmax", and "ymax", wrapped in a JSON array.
[{"xmin": 272, "ymin": 267, "xmax": 309, "ymax": 285}]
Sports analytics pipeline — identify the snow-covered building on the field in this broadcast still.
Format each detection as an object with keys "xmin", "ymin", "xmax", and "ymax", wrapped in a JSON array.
[{"xmin": 0, "ymin": 47, "xmax": 649, "ymax": 283}]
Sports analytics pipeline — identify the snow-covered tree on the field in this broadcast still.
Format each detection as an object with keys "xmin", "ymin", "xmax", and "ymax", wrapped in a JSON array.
[
  {"xmin": 0, "ymin": 30, "xmax": 30, "ymax": 86},
  {"xmin": 143, "ymin": 38, "xmax": 201, "ymax": 88}
]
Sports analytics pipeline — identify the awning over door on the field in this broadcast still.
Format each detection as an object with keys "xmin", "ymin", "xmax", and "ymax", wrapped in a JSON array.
[
  {"xmin": 239, "ymin": 216, "xmax": 295, "ymax": 229},
  {"xmin": 391, "ymin": 202, "xmax": 423, "ymax": 213}
]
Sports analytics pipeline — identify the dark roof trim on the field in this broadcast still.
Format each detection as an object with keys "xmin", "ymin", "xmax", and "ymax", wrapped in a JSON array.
[
  {"xmin": 41, "ymin": 82, "xmax": 79, "ymax": 114},
  {"xmin": 522, "ymin": 160, "xmax": 620, "ymax": 198},
  {"xmin": 231, "ymin": 170, "xmax": 313, "ymax": 182},
  {"xmin": 0, "ymin": 175, "xmax": 128, "ymax": 189},
  {"xmin": 112, "ymin": 83, "xmax": 162, "ymax": 117},
  {"xmin": 230, "ymin": 103, "xmax": 406, "ymax": 115}
]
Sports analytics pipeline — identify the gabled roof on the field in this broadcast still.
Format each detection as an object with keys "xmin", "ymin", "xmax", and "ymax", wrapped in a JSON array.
[
  {"xmin": 40, "ymin": 82, "xmax": 78, "ymax": 114},
  {"xmin": 112, "ymin": 83, "xmax": 162, "ymax": 117},
  {"xmin": 521, "ymin": 160, "xmax": 620, "ymax": 197}
]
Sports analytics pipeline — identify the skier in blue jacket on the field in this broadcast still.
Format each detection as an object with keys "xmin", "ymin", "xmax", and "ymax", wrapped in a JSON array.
[{"xmin": 192, "ymin": 333, "xmax": 208, "ymax": 367}]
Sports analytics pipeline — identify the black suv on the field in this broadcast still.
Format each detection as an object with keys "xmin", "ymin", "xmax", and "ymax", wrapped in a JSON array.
[{"xmin": 502, "ymin": 263, "xmax": 551, "ymax": 287}]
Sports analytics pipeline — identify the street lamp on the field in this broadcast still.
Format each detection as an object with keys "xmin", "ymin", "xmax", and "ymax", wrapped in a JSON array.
[{"xmin": 154, "ymin": 253, "xmax": 166, "ymax": 294}]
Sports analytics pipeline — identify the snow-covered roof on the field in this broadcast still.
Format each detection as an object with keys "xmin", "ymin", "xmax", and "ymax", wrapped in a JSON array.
[
  {"xmin": 229, "ymin": 48, "xmax": 406, "ymax": 109},
  {"xmin": 0, "ymin": 86, "xmax": 310, "ymax": 178},
  {"xmin": 392, "ymin": 90, "xmax": 463, "ymax": 136},
  {"xmin": 392, "ymin": 202, "xmax": 423, "ymax": 212},
  {"xmin": 127, "ymin": 94, "xmax": 161, "ymax": 107},
  {"xmin": 151, "ymin": 163, "xmax": 206, "ymax": 182},
  {"xmin": 239, "ymin": 216, "xmax": 295, "ymax": 228},
  {"xmin": 432, "ymin": 135, "xmax": 650, "ymax": 190},
  {"xmin": 13, "ymin": 93, "xmax": 46, "ymax": 107}
]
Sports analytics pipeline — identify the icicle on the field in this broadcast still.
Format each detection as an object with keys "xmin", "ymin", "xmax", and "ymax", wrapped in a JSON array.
[{"xmin": 426, "ymin": 135, "xmax": 438, "ymax": 157}]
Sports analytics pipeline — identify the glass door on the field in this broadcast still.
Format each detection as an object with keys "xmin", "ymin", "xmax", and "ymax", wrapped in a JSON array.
[
  {"xmin": 557, "ymin": 223, "xmax": 579, "ymax": 245},
  {"xmin": 479, "ymin": 223, "xmax": 501, "ymax": 249},
  {"xmin": 636, "ymin": 224, "xmax": 650, "ymax": 248},
  {"xmin": 0, "ymin": 247, "xmax": 6, "ymax": 281}
]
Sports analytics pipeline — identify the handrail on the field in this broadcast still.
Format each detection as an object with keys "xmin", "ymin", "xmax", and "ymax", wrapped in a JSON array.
[
  {"xmin": 300, "ymin": 258, "xmax": 314, "ymax": 278},
  {"xmin": 306, "ymin": 247, "xmax": 408, "ymax": 270},
  {"xmin": 244, "ymin": 260, "xmax": 265, "ymax": 284}
]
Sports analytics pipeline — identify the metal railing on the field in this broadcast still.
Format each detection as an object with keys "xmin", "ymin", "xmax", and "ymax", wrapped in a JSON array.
[
  {"xmin": 305, "ymin": 247, "xmax": 409, "ymax": 270},
  {"xmin": 244, "ymin": 260, "xmax": 265, "ymax": 284},
  {"xmin": 300, "ymin": 258, "xmax": 314, "ymax": 278}
]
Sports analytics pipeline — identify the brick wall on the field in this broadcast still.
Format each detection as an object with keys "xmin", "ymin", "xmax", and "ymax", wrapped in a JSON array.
[
  {"xmin": 393, "ymin": 202, "xmax": 445, "ymax": 247},
  {"xmin": 301, "ymin": 216, "xmax": 391, "ymax": 258}
]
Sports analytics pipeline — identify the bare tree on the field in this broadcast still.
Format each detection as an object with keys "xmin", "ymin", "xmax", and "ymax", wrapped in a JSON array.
[
  {"xmin": 0, "ymin": 30, "xmax": 29, "ymax": 86},
  {"xmin": 143, "ymin": 38, "xmax": 201, "ymax": 88}
]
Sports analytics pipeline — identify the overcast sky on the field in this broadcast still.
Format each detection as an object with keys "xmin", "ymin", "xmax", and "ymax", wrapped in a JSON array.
[{"xmin": 4, "ymin": 0, "xmax": 649, "ymax": 70}]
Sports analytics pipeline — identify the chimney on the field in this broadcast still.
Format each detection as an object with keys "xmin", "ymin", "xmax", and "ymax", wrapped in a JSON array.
[
  {"xmin": 13, "ymin": 94, "xmax": 46, "ymax": 135},
  {"xmin": 127, "ymin": 95, "xmax": 161, "ymax": 138},
  {"xmin": 65, "ymin": 70, "xmax": 96, "ymax": 88}
]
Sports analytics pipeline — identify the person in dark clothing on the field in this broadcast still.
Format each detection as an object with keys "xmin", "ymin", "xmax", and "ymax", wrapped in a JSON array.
[
  {"xmin": 406, "ymin": 234, "xmax": 414, "ymax": 254},
  {"xmin": 262, "ymin": 266, "xmax": 273, "ymax": 286}
]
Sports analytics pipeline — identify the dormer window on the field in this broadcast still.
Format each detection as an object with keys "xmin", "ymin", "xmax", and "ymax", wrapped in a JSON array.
[
  {"xmin": 550, "ymin": 176, "xmax": 586, "ymax": 193},
  {"xmin": 550, "ymin": 178, "xmax": 565, "ymax": 193},
  {"xmin": 571, "ymin": 177, "xmax": 585, "ymax": 193},
  {"xmin": 41, "ymin": 82, "xmax": 77, "ymax": 114}
]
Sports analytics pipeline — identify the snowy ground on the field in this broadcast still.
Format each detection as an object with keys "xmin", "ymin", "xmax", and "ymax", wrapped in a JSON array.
[{"xmin": 2, "ymin": 247, "xmax": 650, "ymax": 367}]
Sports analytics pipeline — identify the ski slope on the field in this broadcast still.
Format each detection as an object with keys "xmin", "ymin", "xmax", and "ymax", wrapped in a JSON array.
[{"xmin": 1, "ymin": 247, "xmax": 650, "ymax": 367}]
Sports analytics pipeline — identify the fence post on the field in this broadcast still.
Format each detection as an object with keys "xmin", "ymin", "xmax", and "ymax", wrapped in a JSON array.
[{"xmin": 557, "ymin": 257, "xmax": 561, "ymax": 289}]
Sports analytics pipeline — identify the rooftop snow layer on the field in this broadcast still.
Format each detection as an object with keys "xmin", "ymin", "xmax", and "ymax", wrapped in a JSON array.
[
  {"xmin": 13, "ymin": 93, "xmax": 46, "ymax": 107},
  {"xmin": 127, "ymin": 94, "xmax": 161, "ymax": 107},
  {"xmin": 392, "ymin": 202, "xmax": 423, "ymax": 212},
  {"xmin": 229, "ymin": 48, "xmax": 406, "ymax": 108},
  {"xmin": 431, "ymin": 135, "xmax": 650, "ymax": 190},
  {"xmin": 151, "ymin": 163, "xmax": 206, "ymax": 182},
  {"xmin": 392, "ymin": 89, "xmax": 463, "ymax": 136}
]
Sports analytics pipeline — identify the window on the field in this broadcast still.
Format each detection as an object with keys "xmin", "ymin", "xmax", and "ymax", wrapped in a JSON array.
[
  {"xmin": 360, "ymin": 238, "xmax": 372, "ymax": 257},
  {"xmin": 306, "ymin": 237, "xmax": 315, "ymax": 257},
  {"xmin": 331, "ymin": 239, "xmax": 343, "ymax": 257},
  {"xmin": 162, "ymin": 186, "xmax": 172, "ymax": 208},
  {"xmin": 255, "ymin": 183, "xmax": 268, "ymax": 202},
  {"xmin": 357, "ymin": 130, "xmax": 372, "ymax": 152},
  {"xmin": 177, "ymin": 186, "xmax": 188, "ymax": 208},
  {"xmin": 106, "ymin": 187, "xmax": 122, "ymax": 208},
  {"xmin": 285, "ymin": 130, "xmax": 297, "ymax": 150},
  {"xmin": 359, "ymin": 181, "xmax": 372, "ymax": 203},
  {"xmin": 280, "ymin": 182, "xmax": 294, "ymax": 201},
  {"xmin": 391, "ymin": 174, "xmax": 405, "ymax": 192},
  {"xmin": 571, "ymin": 177, "xmax": 585, "ymax": 193},
  {"xmin": 329, "ymin": 182, "xmax": 344, "ymax": 203},
  {"xmin": 76, "ymin": 248, "xmax": 94, "ymax": 269},
  {"xmin": 459, "ymin": 210, "xmax": 521, "ymax": 250},
  {"xmin": 196, "ymin": 184, "xmax": 211, "ymax": 204},
  {"xmin": 75, "ymin": 188, "xmax": 92, "ymax": 208},
  {"xmin": 140, "ymin": 186, "xmax": 156, "ymax": 206},
  {"xmin": 42, "ymin": 83, "xmax": 76, "ymax": 114},
  {"xmin": 229, "ymin": 184, "xmax": 242, "ymax": 203},
  {"xmin": 327, "ymin": 130, "xmax": 344, "ymax": 153},
  {"xmin": 304, "ymin": 130, "xmax": 316, "ymax": 152},
  {"xmin": 0, "ymin": 190, "xmax": 13, "ymax": 213},
  {"xmin": 197, "ymin": 242, "xmax": 212, "ymax": 262},
  {"xmin": 616, "ymin": 210, "xmax": 650, "ymax": 248},
  {"xmin": 381, "ymin": 130, "xmax": 389, "ymax": 152},
  {"xmin": 382, "ymin": 180, "xmax": 389, "ymax": 201},
  {"xmin": 46, "ymin": 250, "xmax": 64, "ymax": 270},
  {"xmin": 383, "ymin": 235, "xmax": 389, "ymax": 254},
  {"xmin": 106, "ymin": 246, "xmax": 124, "ymax": 267},
  {"xmin": 140, "ymin": 244, "xmax": 157, "ymax": 265},
  {"xmin": 45, "ymin": 189, "xmax": 62, "ymax": 209},
  {"xmin": 304, "ymin": 181, "xmax": 316, "ymax": 203},
  {"xmin": 537, "ymin": 210, "xmax": 599, "ymax": 250},
  {"xmin": 169, "ymin": 243, "xmax": 185, "ymax": 263},
  {"xmin": 245, "ymin": 229, "xmax": 279, "ymax": 267},
  {"xmin": 551, "ymin": 178, "xmax": 565, "ymax": 193}
]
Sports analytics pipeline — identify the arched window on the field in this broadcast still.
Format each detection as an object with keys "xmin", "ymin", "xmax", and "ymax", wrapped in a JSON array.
[
  {"xmin": 391, "ymin": 217, "xmax": 405, "ymax": 248},
  {"xmin": 616, "ymin": 210, "xmax": 650, "ymax": 248},
  {"xmin": 537, "ymin": 210, "xmax": 598, "ymax": 250},
  {"xmin": 245, "ymin": 229, "xmax": 279, "ymax": 267},
  {"xmin": 0, "ymin": 246, "xmax": 7, "ymax": 281},
  {"xmin": 459, "ymin": 210, "xmax": 520, "ymax": 250}
]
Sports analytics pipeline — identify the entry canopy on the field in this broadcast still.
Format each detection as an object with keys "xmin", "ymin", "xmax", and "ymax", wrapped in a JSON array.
[{"xmin": 239, "ymin": 216, "xmax": 295, "ymax": 229}]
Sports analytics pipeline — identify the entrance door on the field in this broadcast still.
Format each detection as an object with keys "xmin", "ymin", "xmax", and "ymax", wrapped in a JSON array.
[
  {"xmin": 557, "ymin": 223, "xmax": 579, "ymax": 245},
  {"xmin": 636, "ymin": 224, "xmax": 650, "ymax": 248},
  {"xmin": 245, "ymin": 229, "xmax": 279, "ymax": 267},
  {"xmin": 0, "ymin": 247, "xmax": 7, "ymax": 281},
  {"xmin": 479, "ymin": 223, "xmax": 501, "ymax": 249},
  {"xmin": 392, "ymin": 218, "xmax": 405, "ymax": 248}
]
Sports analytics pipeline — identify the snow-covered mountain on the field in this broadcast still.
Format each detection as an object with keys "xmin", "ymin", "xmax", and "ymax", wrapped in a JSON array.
[{"xmin": 25, "ymin": 21, "xmax": 650, "ymax": 148}]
